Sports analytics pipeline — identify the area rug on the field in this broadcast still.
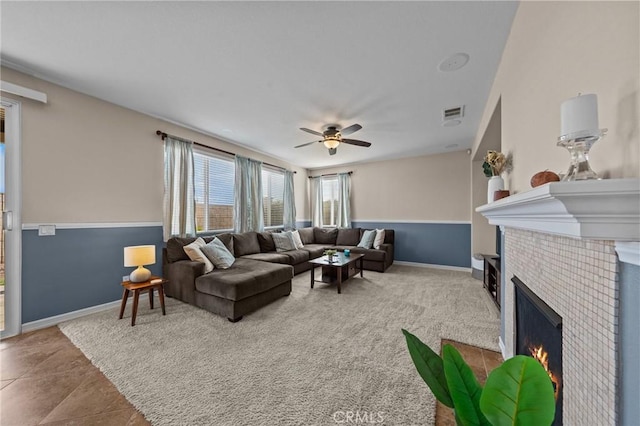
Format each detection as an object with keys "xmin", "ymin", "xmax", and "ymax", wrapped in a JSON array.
[{"xmin": 59, "ymin": 265, "xmax": 500, "ymax": 425}]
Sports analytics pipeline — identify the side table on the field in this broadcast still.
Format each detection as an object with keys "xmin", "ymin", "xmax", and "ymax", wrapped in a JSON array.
[{"xmin": 118, "ymin": 276, "xmax": 168, "ymax": 326}]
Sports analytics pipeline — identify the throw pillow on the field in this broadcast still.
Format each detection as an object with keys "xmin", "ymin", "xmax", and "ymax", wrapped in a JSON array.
[
  {"xmin": 272, "ymin": 232, "xmax": 297, "ymax": 252},
  {"xmin": 291, "ymin": 230, "xmax": 304, "ymax": 249},
  {"xmin": 201, "ymin": 237, "xmax": 235, "ymax": 269},
  {"xmin": 357, "ymin": 229, "xmax": 376, "ymax": 249},
  {"xmin": 183, "ymin": 237, "xmax": 214, "ymax": 273},
  {"xmin": 374, "ymin": 228, "xmax": 386, "ymax": 249}
]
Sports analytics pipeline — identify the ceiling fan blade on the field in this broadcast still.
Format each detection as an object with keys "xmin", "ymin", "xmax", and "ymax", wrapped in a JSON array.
[
  {"xmin": 341, "ymin": 138, "xmax": 371, "ymax": 147},
  {"xmin": 300, "ymin": 127, "xmax": 323, "ymax": 137},
  {"xmin": 294, "ymin": 140, "xmax": 322, "ymax": 148},
  {"xmin": 340, "ymin": 124, "xmax": 362, "ymax": 136},
  {"xmin": 328, "ymin": 148, "xmax": 337, "ymax": 155}
]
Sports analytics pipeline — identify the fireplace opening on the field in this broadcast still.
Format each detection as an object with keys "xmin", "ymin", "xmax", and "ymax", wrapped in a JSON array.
[{"xmin": 513, "ymin": 276, "xmax": 563, "ymax": 425}]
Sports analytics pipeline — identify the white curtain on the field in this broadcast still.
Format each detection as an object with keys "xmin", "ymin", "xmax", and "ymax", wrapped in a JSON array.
[
  {"xmin": 233, "ymin": 155, "xmax": 264, "ymax": 232},
  {"xmin": 336, "ymin": 172, "xmax": 352, "ymax": 228},
  {"xmin": 163, "ymin": 136, "xmax": 196, "ymax": 240},
  {"xmin": 283, "ymin": 170, "xmax": 296, "ymax": 230},
  {"xmin": 310, "ymin": 176, "xmax": 324, "ymax": 227}
]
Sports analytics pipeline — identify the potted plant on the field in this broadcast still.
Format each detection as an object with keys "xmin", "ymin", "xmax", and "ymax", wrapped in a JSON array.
[
  {"xmin": 483, "ymin": 150, "xmax": 512, "ymax": 203},
  {"xmin": 402, "ymin": 329, "xmax": 556, "ymax": 426},
  {"xmin": 324, "ymin": 249, "xmax": 337, "ymax": 262}
]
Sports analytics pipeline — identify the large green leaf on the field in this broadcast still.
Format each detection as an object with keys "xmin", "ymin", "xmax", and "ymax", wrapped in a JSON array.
[
  {"xmin": 480, "ymin": 355, "xmax": 556, "ymax": 426},
  {"xmin": 442, "ymin": 344, "xmax": 491, "ymax": 426},
  {"xmin": 401, "ymin": 329, "xmax": 453, "ymax": 408}
]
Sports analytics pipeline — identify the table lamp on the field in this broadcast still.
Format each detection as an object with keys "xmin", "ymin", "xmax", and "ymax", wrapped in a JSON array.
[{"xmin": 124, "ymin": 245, "xmax": 156, "ymax": 282}]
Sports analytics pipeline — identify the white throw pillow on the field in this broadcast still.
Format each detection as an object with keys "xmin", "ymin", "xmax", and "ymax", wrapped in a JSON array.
[
  {"xmin": 201, "ymin": 237, "xmax": 235, "ymax": 269},
  {"xmin": 291, "ymin": 230, "xmax": 304, "ymax": 249},
  {"xmin": 272, "ymin": 232, "xmax": 297, "ymax": 252},
  {"xmin": 374, "ymin": 229, "xmax": 386, "ymax": 249},
  {"xmin": 183, "ymin": 237, "xmax": 214, "ymax": 273}
]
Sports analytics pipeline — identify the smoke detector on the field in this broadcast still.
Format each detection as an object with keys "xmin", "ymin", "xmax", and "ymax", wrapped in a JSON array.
[{"xmin": 438, "ymin": 53, "xmax": 470, "ymax": 72}]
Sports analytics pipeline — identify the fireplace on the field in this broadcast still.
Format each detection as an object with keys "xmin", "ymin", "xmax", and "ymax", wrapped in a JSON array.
[{"xmin": 513, "ymin": 275, "xmax": 563, "ymax": 425}]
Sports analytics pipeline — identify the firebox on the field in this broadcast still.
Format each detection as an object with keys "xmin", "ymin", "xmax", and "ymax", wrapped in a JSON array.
[{"xmin": 513, "ymin": 276, "xmax": 563, "ymax": 425}]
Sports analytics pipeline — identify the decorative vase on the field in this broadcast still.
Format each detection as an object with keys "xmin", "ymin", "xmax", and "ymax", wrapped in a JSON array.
[{"xmin": 487, "ymin": 175, "xmax": 505, "ymax": 203}]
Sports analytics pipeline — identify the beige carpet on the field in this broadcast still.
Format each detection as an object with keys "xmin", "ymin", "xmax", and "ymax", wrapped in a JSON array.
[{"xmin": 59, "ymin": 265, "xmax": 500, "ymax": 426}]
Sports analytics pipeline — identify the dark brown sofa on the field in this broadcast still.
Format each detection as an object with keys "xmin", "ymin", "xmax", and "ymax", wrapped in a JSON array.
[{"xmin": 162, "ymin": 228, "xmax": 394, "ymax": 321}]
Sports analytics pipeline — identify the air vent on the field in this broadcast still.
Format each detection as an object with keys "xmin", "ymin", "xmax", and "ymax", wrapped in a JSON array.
[{"xmin": 443, "ymin": 105, "xmax": 465, "ymax": 121}]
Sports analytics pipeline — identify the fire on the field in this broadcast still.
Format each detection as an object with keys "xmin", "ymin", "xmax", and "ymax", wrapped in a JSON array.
[{"xmin": 529, "ymin": 344, "xmax": 561, "ymax": 401}]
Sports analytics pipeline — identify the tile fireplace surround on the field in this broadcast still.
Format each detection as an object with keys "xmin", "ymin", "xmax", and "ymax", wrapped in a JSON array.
[{"xmin": 477, "ymin": 178, "xmax": 640, "ymax": 426}]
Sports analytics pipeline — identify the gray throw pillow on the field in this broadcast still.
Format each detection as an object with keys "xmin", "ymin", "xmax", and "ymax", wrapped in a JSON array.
[
  {"xmin": 201, "ymin": 237, "xmax": 235, "ymax": 269},
  {"xmin": 357, "ymin": 229, "xmax": 376, "ymax": 249},
  {"xmin": 272, "ymin": 232, "xmax": 297, "ymax": 252}
]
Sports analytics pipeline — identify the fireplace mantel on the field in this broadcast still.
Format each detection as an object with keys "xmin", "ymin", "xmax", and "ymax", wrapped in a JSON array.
[{"xmin": 476, "ymin": 178, "xmax": 640, "ymax": 241}]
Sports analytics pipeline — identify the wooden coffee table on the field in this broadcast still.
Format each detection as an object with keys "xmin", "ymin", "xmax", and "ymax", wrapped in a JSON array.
[{"xmin": 309, "ymin": 252, "xmax": 364, "ymax": 294}]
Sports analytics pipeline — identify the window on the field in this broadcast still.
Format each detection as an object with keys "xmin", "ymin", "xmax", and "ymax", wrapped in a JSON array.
[
  {"xmin": 322, "ymin": 177, "xmax": 339, "ymax": 226},
  {"xmin": 194, "ymin": 149, "xmax": 235, "ymax": 232},
  {"xmin": 262, "ymin": 168, "xmax": 285, "ymax": 228}
]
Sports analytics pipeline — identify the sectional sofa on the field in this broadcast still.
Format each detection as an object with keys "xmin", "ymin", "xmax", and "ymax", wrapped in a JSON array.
[{"xmin": 162, "ymin": 227, "xmax": 394, "ymax": 321}]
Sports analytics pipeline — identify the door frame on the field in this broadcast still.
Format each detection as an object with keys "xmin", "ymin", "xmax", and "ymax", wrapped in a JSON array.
[{"xmin": 1, "ymin": 97, "xmax": 22, "ymax": 339}]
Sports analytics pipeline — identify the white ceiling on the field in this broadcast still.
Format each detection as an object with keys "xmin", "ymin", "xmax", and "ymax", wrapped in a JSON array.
[{"xmin": 1, "ymin": 1, "xmax": 518, "ymax": 169}]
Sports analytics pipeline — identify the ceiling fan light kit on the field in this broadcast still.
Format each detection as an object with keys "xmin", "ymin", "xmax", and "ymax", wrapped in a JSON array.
[{"xmin": 296, "ymin": 123, "xmax": 372, "ymax": 155}]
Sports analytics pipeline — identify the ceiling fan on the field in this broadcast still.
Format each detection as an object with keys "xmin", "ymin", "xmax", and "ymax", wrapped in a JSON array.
[{"xmin": 295, "ymin": 123, "xmax": 372, "ymax": 155}]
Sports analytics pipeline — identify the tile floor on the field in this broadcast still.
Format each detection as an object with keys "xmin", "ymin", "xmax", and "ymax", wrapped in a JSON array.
[
  {"xmin": 434, "ymin": 339, "xmax": 504, "ymax": 426},
  {"xmin": 0, "ymin": 326, "xmax": 149, "ymax": 426},
  {"xmin": 1, "ymin": 328, "xmax": 501, "ymax": 426}
]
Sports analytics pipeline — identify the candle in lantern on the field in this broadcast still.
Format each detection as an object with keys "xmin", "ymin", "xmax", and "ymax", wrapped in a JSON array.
[{"xmin": 560, "ymin": 93, "xmax": 599, "ymax": 136}]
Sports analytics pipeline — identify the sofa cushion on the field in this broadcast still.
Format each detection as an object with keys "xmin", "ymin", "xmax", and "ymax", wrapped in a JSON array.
[
  {"xmin": 166, "ymin": 237, "xmax": 197, "ymax": 263},
  {"xmin": 297, "ymin": 227, "xmax": 315, "ymax": 245},
  {"xmin": 201, "ymin": 238, "xmax": 235, "ymax": 269},
  {"xmin": 233, "ymin": 232, "xmax": 261, "ymax": 256},
  {"xmin": 281, "ymin": 249, "xmax": 310, "ymax": 265},
  {"xmin": 314, "ymin": 228, "xmax": 338, "ymax": 245},
  {"xmin": 241, "ymin": 252, "xmax": 290, "ymax": 264},
  {"xmin": 350, "ymin": 247, "xmax": 386, "ymax": 262},
  {"xmin": 336, "ymin": 228, "xmax": 361, "ymax": 246},
  {"xmin": 272, "ymin": 232, "xmax": 297, "ymax": 252},
  {"xmin": 195, "ymin": 258, "xmax": 293, "ymax": 301},
  {"xmin": 302, "ymin": 244, "xmax": 325, "ymax": 259},
  {"xmin": 357, "ymin": 230, "xmax": 376, "ymax": 249},
  {"xmin": 216, "ymin": 233, "xmax": 235, "ymax": 255},
  {"xmin": 257, "ymin": 232, "xmax": 276, "ymax": 253}
]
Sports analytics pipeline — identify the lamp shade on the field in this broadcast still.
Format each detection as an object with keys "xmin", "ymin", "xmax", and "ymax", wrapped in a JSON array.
[
  {"xmin": 323, "ymin": 137, "xmax": 340, "ymax": 149},
  {"xmin": 124, "ymin": 245, "xmax": 156, "ymax": 267}
]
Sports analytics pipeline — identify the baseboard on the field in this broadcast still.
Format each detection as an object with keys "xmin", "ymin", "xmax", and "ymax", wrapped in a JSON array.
[
  {"xmin": 393, "ymin": 260, "xmax": 472, "ymax": 272},
  {"xmin": 21, "ymin": 293, "xmax": 150, "ymax": 333}
]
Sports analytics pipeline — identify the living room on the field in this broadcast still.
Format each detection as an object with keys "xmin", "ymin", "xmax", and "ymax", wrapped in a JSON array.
[{"xmin": 1, "ymin": 2, "xmax": 639, "ymax": 425}]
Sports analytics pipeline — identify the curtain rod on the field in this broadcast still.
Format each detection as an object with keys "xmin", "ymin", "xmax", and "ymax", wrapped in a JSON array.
[
  {"xmin": 156, "ymin": 130, "xmax": 296, "ymax": 174},
  {"xmin": 308, "ymin": 171, "xmax": 353, "ymax": 179}
]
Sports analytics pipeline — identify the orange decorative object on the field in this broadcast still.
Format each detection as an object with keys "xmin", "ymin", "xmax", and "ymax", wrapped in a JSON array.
[
  {"xmin": 531, "ymin": 171, "xmax": 560, "ymax": 187},
  {"xmin": 493, "ymin": 190, "xmax": 510, "ymax": 201}
]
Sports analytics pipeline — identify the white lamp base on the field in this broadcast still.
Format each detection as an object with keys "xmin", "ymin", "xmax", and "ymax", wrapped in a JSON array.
[{"xmin": 129, "ymin": 266, "xmax": 151, "ymax": 283}]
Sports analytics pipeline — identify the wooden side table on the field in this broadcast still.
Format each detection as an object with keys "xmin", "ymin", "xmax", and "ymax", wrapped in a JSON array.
[{"xmin": 118, "ymin": 276, "xmax": 168, "ymax": 326}]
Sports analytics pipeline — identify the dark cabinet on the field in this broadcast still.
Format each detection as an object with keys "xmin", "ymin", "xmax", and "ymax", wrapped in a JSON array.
[{"xmin": 483, "ymin": 255, "xmax": 501, "ymax": 310}]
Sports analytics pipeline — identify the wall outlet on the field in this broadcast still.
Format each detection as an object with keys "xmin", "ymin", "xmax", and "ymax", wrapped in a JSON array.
[
  {"xmin": 38, "ymin": 224, "xmax": 56, "ymax": 236},
  {"xmin": 122, "ymin": 275, "xmax": 130, "ymax": 282}
]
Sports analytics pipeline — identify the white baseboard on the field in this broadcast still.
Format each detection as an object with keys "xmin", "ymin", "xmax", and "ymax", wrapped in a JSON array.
[
  {"xmin": 394, "ymin": 260, "xmax": 472, "ymax": 272},
  {"xmin": 21, "ymin": 294, "xmax": 150, "ymax": 333}
]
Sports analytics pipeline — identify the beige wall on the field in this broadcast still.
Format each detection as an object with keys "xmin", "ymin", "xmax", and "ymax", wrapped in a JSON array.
[
  {"xmin": 473, "ymin": 2, "xmax": 640, "ymax": 193},
  {"xmin": 311, "ymin": 150, "xmax": 471, "ymax": 222},
  {"xmin": 1, "ymin": 67, "xmax": 308, "ymax": 224}
]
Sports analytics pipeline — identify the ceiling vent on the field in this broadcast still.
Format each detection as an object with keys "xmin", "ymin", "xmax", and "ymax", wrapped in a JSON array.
[{"xmin": 443, "ymin": 105, "xmax": 465, "ymax": 121}]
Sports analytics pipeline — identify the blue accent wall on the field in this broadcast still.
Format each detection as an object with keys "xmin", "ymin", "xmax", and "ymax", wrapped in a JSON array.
[
  {"xmin": 619, "ymin": 261, "xmax": 640, "ymax": 426},
  {"xmin": 22, "ymin": 226, "xmax": 164, "ymax": 323},
  {"xmin": 352, "ymin": 221, "xmax": 471, "ymax": 267},
  {"xmin": 296, "ymin": 220, "xmax": 312, "ymax": 228}
]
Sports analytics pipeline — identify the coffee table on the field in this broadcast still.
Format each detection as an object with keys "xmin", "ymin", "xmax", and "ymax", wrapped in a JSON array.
[{"xmin": 309, "ymin": 252, "xmax": 364, "ymax": 294}]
